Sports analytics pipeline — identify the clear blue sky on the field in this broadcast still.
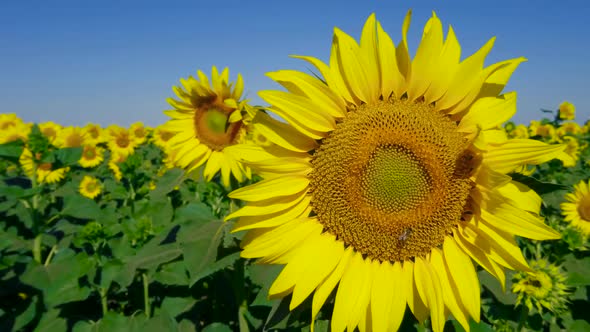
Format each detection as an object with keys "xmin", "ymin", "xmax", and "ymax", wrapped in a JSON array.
[{"xmin": 1, "ymin": 0, "xmax": 588, "ymax": 127}]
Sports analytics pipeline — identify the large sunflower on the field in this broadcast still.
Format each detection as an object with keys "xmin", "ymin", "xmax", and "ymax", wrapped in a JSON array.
[
  {"xmin": 226, "ymin": 12, "xmax": 567, "ymax": 332},
  {"xmin": 561, "ymin": 179, "xmax": 590, "ymax": 236},
  {"xmin": 162, "ymin": 66, "xmax": 257, "ymax": 187}
]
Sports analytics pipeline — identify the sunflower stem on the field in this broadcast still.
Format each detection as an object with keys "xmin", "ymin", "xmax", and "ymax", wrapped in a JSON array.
[
  {"xmin": 32, "ymin": 234, "xmax": 42, "ymax": 263},
  {"xmin": 100, "ymin": 287, "xmax": 108, "ymax": 316},
  {"xmin": 43, "ymin": 245, "xmax": 57, "ymax": 266},
  {"xmin": 142, "ymin": 273, "xmax": 150, "ymax": 318},
  {"xmin": 517, "ymin": 305, "xmax": 529, "ymax": 331}
]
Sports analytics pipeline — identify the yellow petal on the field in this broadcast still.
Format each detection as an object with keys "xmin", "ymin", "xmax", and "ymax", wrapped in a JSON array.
[
  {"xmin": 407, "ymin": 12, "xmax": 443, "ymax": 101},
  {"xmin": 232, "ymin": 199, "xmax": 311, "ymax": 232},
  {"xmin": 443, "ymin": 237, "xmax": 480, "ymax": 320},
  {"xmin": 484, "ymin": 139, "xmax": 568, "ymax": 173},
  {"xmin": 395, "ymin": 10, "xmax": 412, "ymax": 85},
  {"xmin": 331, "ymin": 252, "xmax": 372, "ymax": 332},
  {"xmin": 424, "ymin": 25, "xmax": 461, "ymax": 103},
  {"xmin": 478, "ymin": 57, "xmax": 527, "ymax": 98},
  {"xmin": 229, "ymin": 175, "xmax": 309, "ymax": 202},
  {"xmin": 252, "ymin": 112, "xmax": 318, "ymax": 152},
  {"xmin": 225, "ymin": 189, "xmax": 308, "ymax": 220},
  {"xmin": 414, "ymin": 256, "xmax": 445, "ymax": 332},
  {"xmin": 312, "ymin": 247, "xmax": 354, "ymax": 326},
  {"xmin": 459, "ymin": 92, "xmax": 517, "ymax": 132},
  {"xmin": 267, "ymin": 70, "xmax": 346, "ymax": 118},
  {"xmin": 454, "ymin": 229, "xmax": 506, "ymax": 290},
  {"xmin": 430, "ymin": 248, "xmax": 470, "ymax": 332},
  {"xmin": 403, "ymin": 260, "xmax": 429, "ymax": 323},
  {"xmin": 333, "ymin": 28, "xmax": 371, "ymax": 103},
  {"xmin": 292, "ymin": 54, "xmax": 355, "ymax": 104},
  {"xmin": 376, "ymin": 20, "xmax": 404, "ymax": 99},
  {"xmin": 359, "ymin": 13, "xmax": 381, "ymax": 102}
]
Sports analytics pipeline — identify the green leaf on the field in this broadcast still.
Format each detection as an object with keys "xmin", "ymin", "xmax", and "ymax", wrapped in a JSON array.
[
  {"xmin": 173, "ymin": 202, "xmax": 216, "ymax": 225},
  {"xmin": 247, "ymin": 264, "xmax": 283, "ymax": 307},
  {"xmin": 263, "ymin": 296, "xmax": 292, "ymax": 330},
  {"xmin": 178, "ymin": 220, "xmax": 229, "ymax": 285},
  {"xmin": 160, "ymin": 297, "xmax": 197, "ymax": 318},
  {"xmin": 563, "ymin": 254, "xmax": 590, "ymax": 286},
  {"xmin": 12, "ymin": 295, "xmax": 38, "ymax": 331},
  {"xmin": 53, "ymin": 147, "xmax": 83, "ymax": 166},
  {"xmin": 62, "ymin": 195, "xmax": 101, "ymax": 220},
  {"xmin": 178, "ymin": 320, "xmax": 197, "ymax": 332},
  {"xmin": 34, "ymin": 309, "xmax": 67, "ymax": 332},
  {"xmin": 21, "ymin": 250, "xmax": 94, "ymax": 307},
  {"xmin": 202, "ymin": 323, "xmax": 233, "ymax": 332},
  {"xmin": 153, "ymin": 261, "xmax": 190, "ymax": 286},
  {"xmin": 149, "ymin": 168, "xmax": 185, "ymax": 199},
  {"xmin": 190, "ymin": 252, "xmax": 241, "ymax": 285},
  {"xmin": 0, "ymin": 140, "xmax": 24, "ymax": 159},
  {"xmin": 510, "ymin": 173, "xmax": 568, "ymax": 195},
  {"xmin": 566, "ymin": 320, "xmax": 590, "ymax": 332},
  {"xmin": 479, "ymin": 270, "xmax": 516, "ymax": 305},
  {"xmin": 140, "ymin": 311, "xmax": 178, "ymax": 332}
]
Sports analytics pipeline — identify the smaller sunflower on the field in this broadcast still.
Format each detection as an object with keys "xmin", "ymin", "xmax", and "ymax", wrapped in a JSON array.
[
  {"xmin": 38, "ymin": 122, "xmax": 62, "ymax": 145},
  {"xmin": 83, "ymin": 123, "xmax": 106, "ymax": 145},
  {"xmin": 0, "ymin": 122, "xmax": 31, "ymax": 144},
  {"xmin": 79, "ymin": 145, "xmax": 105, "ymax": 168},
  {"xmin": 55, "ymin": 126, "xmax": 88, "ymax": 148},
  {"xmin": 162, "ymin": 66, "xmax": 258, "ymax": 186},
  {"xmin": 79, "ymin": 176, "xmax": 102, "ymax": 199},
  {"xmin": 108, "ymin": 152, "xmax": 128, "ymax": 181},
  {"xmin": 561, "ymin": 179, "xmax": 590, "ymax": 235},
  {"xmin": 152, "ymin": 126, "xmax": 175, "ymax": 149},
  {"xmin": 512, "ymin": 259, "xmax": 570, "ymax": 314},
  {"xmin": 0, "ymin": 113, "xmax": 23, "ymax": 130},
  {"xmin": 556, "ymin": 122, "xmax": 582, "ymax": 139},
  {"xmin": 106, "ymin": 125, "xmax": 137, "ymax": 157},
  {"xmin": 558, "ymin": 101, "xmax": 576, "ymax": 120},
  {"xmin": 19, "ymin": 148, "xmax": 69, "ymax": 184},
  {"xmin": 508, "ymin": 124, "xmax": 529, "ymax": 139},
  {"xmin": 561, "ymin": 136, "xmax": 580, "ymax": 167},
  {"xmin": 129, "ymin": 122, "xmax": 149, "ymax": 145},
  {"xmin": 533, "ymin": 123, "xmax": 557, "ymax": 142}
]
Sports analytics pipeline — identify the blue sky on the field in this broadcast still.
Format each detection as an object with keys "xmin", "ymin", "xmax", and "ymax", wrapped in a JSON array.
[{"xmin": 1, "ymin": 0, "xmax": 588, "ymax": 127}]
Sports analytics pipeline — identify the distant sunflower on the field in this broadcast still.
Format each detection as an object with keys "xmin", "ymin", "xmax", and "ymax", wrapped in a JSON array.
[
  {"xmin": 39, "ymin": 121, "xmax": 62, "ymax": 145},
  {"xmin": 227, "ymin": 12, "xmax": 566, "ymax": 332},
  {"xmin": 152, "ymin": 126, "xmax": 175, "ymax": 149},
  {"xmin": 79, "ymin": 145, "xmax": 105, "ymax": 168},
  {"xmin": 106, "ymin": 125, "xmax": 136, "ymax": 157},
  {"xmin": 508, "ymin": 124, "xmax": 529, "ymax": 139},
  {"xmin": 19, "ymin": 148, "xmax": 68, "ymax": 184},
  {"xmin": 561, "ymin": 179, "xmax": 590, "ymax": 236},
  {"xmin": 79, "ymin": 176, "xmax": 102, "ymax": 199},
  {"xmin": 0, "ymin": 122, "xmax": 31, "ymax": 144},
  {"xmin": 108, "ymin": 152, "xmax": 127, "ymax": 181},
  {"xmin": 55, "ymin": 126, "xmax": 88, "ymax": 148},
  {"xmin": 129, "ymin": 122, "xmax": 148, "ymax": 145},
  {"xmin": 162, "ymin": 66, "xmax": 257, "ymax": 187},
  {"xmin": 558, "ymin": 101, "xmax": 575, "ymax": 120},
  {"xmin": 0, "ymin": 113, "xmax": 23, "ymax": 130},
  {"xmin": 560, "ymin": 136, "xmax": 579, "ymax": 167},
  {"xmin": 83, "ymin": 123, "xmax": 105, "ymax": 145},
  {"xmin": 556, "ymin": 122, "xmax": 582, "ymax": 138}
]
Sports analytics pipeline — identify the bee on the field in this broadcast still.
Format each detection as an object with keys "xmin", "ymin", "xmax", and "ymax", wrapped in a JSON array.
[{"xmin": 398, "ymin": 227, "xmax": 412, "ymax": 243}]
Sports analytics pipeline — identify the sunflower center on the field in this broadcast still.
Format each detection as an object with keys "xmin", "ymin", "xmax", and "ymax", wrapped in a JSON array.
[
  {"xmin": 309, "ymin": 99, "xmax": 475, "ymax": 262},
  {"xmin": 84, "ymin": 148, "xmax": 96, "ymax": 159},
  {"xmin": 194, "ymin": 104, "xmax": 243, "ymax": 151},
  {"xmin": 578, "ymin": 196, "xmax": 590, "ymax": 221},
  {"xmin": 116, "ymin": 136, "xmax": 130, "ymax": 148},
  {"xmin": 67, "ymin": 134, "xmax": 84, "ymax": 147}
]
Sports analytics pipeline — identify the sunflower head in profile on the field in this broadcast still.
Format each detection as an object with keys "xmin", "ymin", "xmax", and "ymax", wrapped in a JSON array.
[
  {"xmin": 19, "ymin": 148, "xmax": 69, "ymax": 184},
  {"xmin": 162, "ymin": 66, "xmax": 257, "ymax": 187},
  {"xmin": 79, "ymin": 175, "xmax": 102, "ymax": 199},
  {"xmin": 226, "ymin": 12, "xmax": 567, "ymax": 332},
  {"xmin": 561, "ymin": 179, "xmax": 590, "ymax": 236},
  {"xmin": 39, "ymin": 121, "xmax": 63, "ymax": 145}
]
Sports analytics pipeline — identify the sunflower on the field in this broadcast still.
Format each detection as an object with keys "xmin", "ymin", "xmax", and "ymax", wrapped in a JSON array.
[
  {"xmin": 79, "ymin": 144, "xmax": 105, "ymax": 168},
  {"xmin": 108, "ymin": 151, "xmax": 127, "ymax": 181},
  {"xmin": 162, "ymin": 66, "xmax": 257, "ymax": 187},
  {"xmin": 55, "ymin": 126, "xmax": 88, "ymax": 148},
  {"xmin": 560, "ymin": 136, "xmax": 579, "ymax": 167},
  {"xmin": 0, "ymin": 113, "xmax": 23, "ymax": 130},
  {"xmin": 106, "ymin": 125, "xmax": 136, "ymax": 157},
  {"xmin": 558, "ymin": 101, "xmax": 575, "ymax": 120},
  {"xmin": 19, "ymin": 148, "xmax": 68, "ymax": 184},
  {"xmin": 83, "ymin": 123, "xmax": 106, "ymax": 145},
  {"xmin": 561, "ymin": 179, "xmax": 590, "ymax": 236},
  {"xmin": 129, "ymin": 122, "xmax": 148, "ymax": 145},
  {"xmin": 556, "ymin": 121, "xmax": 582, "ymax": 139},
  {"xmin": 152, "ymin": 126, "xmax": 175, "ymax": 149},
  {"xmin": 0, "ymin": 121, "xmax": 31, "ymax": 144},
  {"xmin": 39, "ymin": 121, "xmax": 62, "ymax": 145},
  {"xmin": 79, "ymin": 176, "xmax": 102, "ymax": 199},
  {"xmin": 507, "ymin": 124, "xmax": 529, "ymax": 139},
  {"xmin": 512, "ymin": 259, "xmax": 569, "ymax": 314},
  {"xmin": 226, "ymin": 12, "xmax": 566, "ymax": 332},
  {"xmin": 533, "ymin": 123, "xmax": 557, "ymax": 142}
]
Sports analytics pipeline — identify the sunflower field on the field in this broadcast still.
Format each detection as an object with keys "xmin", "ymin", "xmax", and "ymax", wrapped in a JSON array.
[{"xmin": 1, "ymin": 11, "xmax": 590, "ymax": 332}]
